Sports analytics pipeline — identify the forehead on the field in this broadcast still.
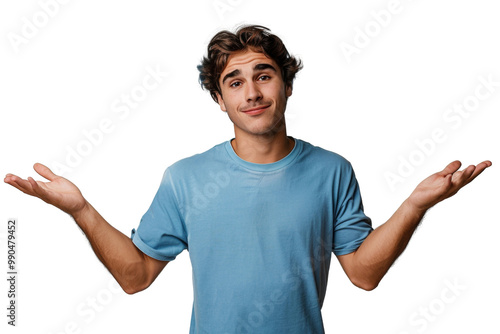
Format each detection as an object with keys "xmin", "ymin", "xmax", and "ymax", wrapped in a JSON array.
[{"xmin": 221, "ymin": 50, "xmax": 278, "ymax": 76}]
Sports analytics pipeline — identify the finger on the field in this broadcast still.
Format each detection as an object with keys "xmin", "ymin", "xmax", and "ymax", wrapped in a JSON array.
[
  {"xmin": 478, "ymin": 160, "xmax": 493, "ymax": 169},
  {"xmin": 463, "ymin": 160, "xmax": 492, "ymax": 185},
  {"xmin": 5, "ymin": 175, "xmax": 36, "ymax": 196},
  {"xmin": 33, "ymin": 163, "xmax": 59, "ymax": 181},
  {"xmin": 440, "ymin": 160, "xmax": 462, "ymax": 176},
  {"xmin": 4, "ymin": 174, "xmax": 16, "ymax": 184},
  {"xmin": 451, "ymin": 165, "xmax": 475, "ymax": 185}
]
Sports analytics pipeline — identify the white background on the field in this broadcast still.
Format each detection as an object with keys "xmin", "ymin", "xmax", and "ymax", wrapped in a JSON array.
[{"xmin": 1, "ymin": 0, "xmax": 498, "ymax": 333}]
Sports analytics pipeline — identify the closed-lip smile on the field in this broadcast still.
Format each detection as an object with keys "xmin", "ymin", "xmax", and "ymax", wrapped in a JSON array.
[{"xmin": 241, "ymin": 105, "xmax": 270, "ymax": 115}]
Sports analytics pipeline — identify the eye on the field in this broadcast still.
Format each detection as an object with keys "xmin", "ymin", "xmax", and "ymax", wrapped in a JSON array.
[
  {"xmin": 230, "ymin": 81, "xmax": 242, "ymax": 88},
  {"xmin": 258, "ymin": 75, "xmax": 271, "ymax": 81}
]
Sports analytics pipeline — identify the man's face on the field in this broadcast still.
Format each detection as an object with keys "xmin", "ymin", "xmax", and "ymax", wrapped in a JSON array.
[{"xmin": 216, "ymin": 49, "xmax": 292, "ymax": 137}]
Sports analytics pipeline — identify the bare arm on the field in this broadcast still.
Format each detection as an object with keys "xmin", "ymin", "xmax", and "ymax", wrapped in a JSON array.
[
  {"xmin": 4, "ymin": 163, "xmax": 167, "ymax": 294},
  {"xmin": 337, "ymin": 160, "xmax": 492, "ymax": 291}
]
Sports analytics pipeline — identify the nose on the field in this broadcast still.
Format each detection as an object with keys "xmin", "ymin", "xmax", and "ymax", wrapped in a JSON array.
[{"xmin": 245, "ymin": 81, "xmax": 262, "ymax": 102}]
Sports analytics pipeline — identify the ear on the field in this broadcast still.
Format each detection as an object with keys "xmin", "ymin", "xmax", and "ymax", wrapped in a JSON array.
[
  {"xmin": 216, "ymin": 92, "xmax": 227, "ymax": 112},
  {"xmin": 286, "ymin": 84, "xmax": 293, "ymax": 98}
]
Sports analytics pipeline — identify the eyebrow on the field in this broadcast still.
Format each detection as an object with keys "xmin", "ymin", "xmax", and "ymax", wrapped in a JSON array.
[{"xmin": 221, "ymin": 63, "xmax": 277, "ymax": 84}]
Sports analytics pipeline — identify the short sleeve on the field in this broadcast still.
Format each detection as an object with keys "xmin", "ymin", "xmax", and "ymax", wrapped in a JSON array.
[
  {"xmin": 131, "ymin": 168, "xmax": 187, "ymax": 261},
  {"xmin": 332, "ymin": 162, "xmax": 373, "ymax": 256}
]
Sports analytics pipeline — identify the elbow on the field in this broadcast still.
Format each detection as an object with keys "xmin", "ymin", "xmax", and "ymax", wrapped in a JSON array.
[
  {"xmin": 351, "ymin": 276, "xmax": 380, "ymax": 291},
  {"xmin": 123, "ymin": 287, "xmax": 143, "ymax": 295},
  {"xmin": 122, "ymin": 287, "xmax": 136, "ymax": 295},
  {"xmin": 121, "ymin": 279, "xmax": 150, "ymax": 295},
  {"xmin": 117, "ymin": 263, "xmax": 151, "ymax": 295},
  {"xmin": 122, "ymin": 284, "xmax": 143, "ymax": 295},
  {"xmin": 357, "ymin": 281, "xmax": 378, "ymax": 291}
]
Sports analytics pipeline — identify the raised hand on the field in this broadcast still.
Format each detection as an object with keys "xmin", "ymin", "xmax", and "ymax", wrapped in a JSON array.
[
  {"xmin": 4, "ymin": 163, "xmax": 87, "ymax": 216},
  {"xmin": 407, "ymin": 160, "xmax": 492, "ymax": 212}
]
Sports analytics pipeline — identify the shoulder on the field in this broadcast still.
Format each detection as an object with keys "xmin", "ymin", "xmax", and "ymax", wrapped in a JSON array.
[
  {"xmin": 297, "ymin": 139, "xmax": 353, "ymax": 171},
  {"xmin": 164, "ymin": 141, "xmax": 227, "ymax": 177}
]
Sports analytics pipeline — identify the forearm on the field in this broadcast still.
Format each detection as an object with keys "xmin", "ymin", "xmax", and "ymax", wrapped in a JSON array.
[
  {"xmin": 348, "ymin": 199, "xmax": 426, "ymax": 289},
  {"xmin": 72, "ymin": 201, "xmax": 149, "ymax": 294}
]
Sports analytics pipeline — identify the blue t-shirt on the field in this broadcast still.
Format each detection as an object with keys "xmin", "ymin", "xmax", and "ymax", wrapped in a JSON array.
[{"xmin": 131, "ymin": 138, "xmax": 373, "ymax": 333}]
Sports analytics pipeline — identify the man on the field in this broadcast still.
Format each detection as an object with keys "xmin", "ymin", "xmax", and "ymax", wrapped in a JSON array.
[{"xmin": 4, "ymin": 25, "xmax": 491, "ymax": 333}]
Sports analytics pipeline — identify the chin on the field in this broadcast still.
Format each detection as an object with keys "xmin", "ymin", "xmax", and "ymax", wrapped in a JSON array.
[
  {"xmin": 248, "ymin": 124, "xmax": 286, "ymax": 136},
  {"xmin": 234, "ymin": 113, "xmax": 287, "ymax": 136}
]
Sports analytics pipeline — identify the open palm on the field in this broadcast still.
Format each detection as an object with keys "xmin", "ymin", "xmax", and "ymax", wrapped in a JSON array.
[
  {"xmin": 408, "ymin": 160, "xmax": 492, "ymax": 211},
  {"xmin": 4, "ymin": 163, "xmax": 87, "ymax": 216}
]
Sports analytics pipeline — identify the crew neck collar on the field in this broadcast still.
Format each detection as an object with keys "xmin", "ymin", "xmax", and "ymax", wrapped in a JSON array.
[{"xmin": 224, "ymin": 137, "xmax": 302, "ymax": 172}]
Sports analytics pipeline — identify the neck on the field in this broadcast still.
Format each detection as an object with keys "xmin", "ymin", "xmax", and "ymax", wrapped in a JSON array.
[{"xmin": 231, "ymin": 128, "xmax": 295, "ymax": 164}]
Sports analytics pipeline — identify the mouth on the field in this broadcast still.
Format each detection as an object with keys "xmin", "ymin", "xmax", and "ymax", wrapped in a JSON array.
[{"xmin": 241, "ymin": 105, "xmax": 270, "ymax": 116}]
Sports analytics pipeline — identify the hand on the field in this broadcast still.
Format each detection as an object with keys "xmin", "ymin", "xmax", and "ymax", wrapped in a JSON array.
[
  {"xmin": 4, "ymin": 163, "xmax": 87, "ymax": 217},
  {"xmin": 407, "ymin": 160, "xmax": 492, "ymax": 212}
]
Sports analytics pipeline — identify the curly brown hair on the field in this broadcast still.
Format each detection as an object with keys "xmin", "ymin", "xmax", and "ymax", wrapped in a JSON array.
[{"xmin": 198, "ymin": 25, "xmax": 303, "ymax": 104}]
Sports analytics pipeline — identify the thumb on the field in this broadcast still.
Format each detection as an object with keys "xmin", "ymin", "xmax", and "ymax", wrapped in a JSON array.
[{"xmin": 33, "ymin": 163, "xmax": 59, "ymax": 181}]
